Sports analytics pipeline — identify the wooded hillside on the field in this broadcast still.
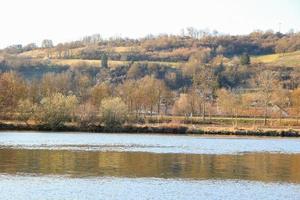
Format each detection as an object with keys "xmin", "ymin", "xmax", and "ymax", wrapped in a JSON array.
[{"xmin": 1, "ymin": 29, "xmax": 300, "ymax": 129}]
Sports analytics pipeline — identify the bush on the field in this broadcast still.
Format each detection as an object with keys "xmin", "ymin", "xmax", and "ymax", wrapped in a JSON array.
[
  {"xmin": 36, "ymin": 93, "xmax": 78, "ymax": 129},
  {"xmin": 100, "ymin": 97, "xmax": 128, "ymax": 129},
  {"xmin": 17, "ymin": 99, "xmax": 36, "ymax": 125},
  {"xmin": 77, "ymin": 102, "xmax": 98, "ymax": 127}
]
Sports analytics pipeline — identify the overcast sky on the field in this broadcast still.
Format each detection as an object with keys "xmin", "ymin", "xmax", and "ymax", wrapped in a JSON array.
[{"xmin": 0, "ymin": 0, "xmax": 299, "ymax": 48}]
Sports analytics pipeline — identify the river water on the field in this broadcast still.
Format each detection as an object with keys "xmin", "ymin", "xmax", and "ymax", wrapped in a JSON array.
[{"xmin": 0, "ymin": 132, "xmax": 299, "ymax": 199}]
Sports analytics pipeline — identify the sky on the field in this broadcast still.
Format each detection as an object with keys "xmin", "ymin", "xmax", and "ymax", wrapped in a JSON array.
[{"xmin": 0, "ymin": 0, "xmax": 299, "ymax": 48}]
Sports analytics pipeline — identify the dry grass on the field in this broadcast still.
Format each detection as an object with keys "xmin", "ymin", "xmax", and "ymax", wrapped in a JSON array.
[
  {"xmin": 19, "ymin": 48, "xmax": 84, "ymax": 59},
  {"xmin": 112, "ymin": 46, "xmax": 142, "ymax": 53},
  {"xmin": 51, "ymin": 59, "xmax": 181, "ymax": 68},
  {"xmin": 19, "ymin": 46, "xmax": 300, "ymax": 70},
  {"xmin": 17, "ymin": 44, "xmax": 183, "ymax": 69},
  {"xmin": 19, "ymin": 49, "xmax": 48, "ymax": 58},
  {"xmin": 252, "ymin": 51, "xmax": 300, "ymax": 67},
  {"xmin": 146, "ymin": 115, "xmax": 300, "ymax": 128},
  {"xmin": 50, "ymin": 59, "xmax": 127, "ymax": 69}
]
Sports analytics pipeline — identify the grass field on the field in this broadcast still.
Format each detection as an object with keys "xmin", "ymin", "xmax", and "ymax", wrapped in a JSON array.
[
  {"xmin": 19, "ymin": 46, "xmax": 140, "ymax": 58},
  {"xmin": 18, "ymin": 45, "xmax": 300, "ymax": 69},
  {"xmin": 252, "ymin": 51, "xmax": 300, "ymax": 67},
  {"xmin": 19, "ymin": 47, "xmax": 182, "ymax": 69},
  {"xmin": 19, "ymin": 48, "xmax": 85, "ymax": 58},
  {"xmin": 50, "ymin": 59, "xmax": 182, "ymax": 69}
]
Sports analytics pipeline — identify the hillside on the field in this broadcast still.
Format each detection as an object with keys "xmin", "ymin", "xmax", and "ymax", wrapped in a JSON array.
[
  {"xmin": 1, "ymin": 31, "xmax": 300, "ymax": 90},
  {"xmin": 252, "ymin": 51, "xmax": 300, "ymax": 67},
  {"xmin": 14, "ymin": 48, "xmax": 300, "ymax": 69},
  {"xmin": 1, "ymin": 31, "xmax": 300, "ymax": 133}
]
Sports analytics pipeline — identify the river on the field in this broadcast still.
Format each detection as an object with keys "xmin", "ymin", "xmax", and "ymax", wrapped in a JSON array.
[{"xmin": 0, "ymin": 132, "xmax": 299, "ymax": 200}]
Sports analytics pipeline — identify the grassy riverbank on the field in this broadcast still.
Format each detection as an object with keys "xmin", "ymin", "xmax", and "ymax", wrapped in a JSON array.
[{"xmin": 1, "ymin": 120, "xmax": 299, "ymax": 137}]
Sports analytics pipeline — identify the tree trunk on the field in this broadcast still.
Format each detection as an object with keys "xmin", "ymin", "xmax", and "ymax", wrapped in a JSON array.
[
  {"xmin": 157, "ymin": 102, "xmax": 160, "ymax": 115},
  {"xmin": 164, "ymin": 104, "xmax": 168, "ymax": 115},
  {"xmin": 264, "ymin": 104, "xmax": 268, "ymax": 126},
  {"xmin": 252, "ymin": 112, "xmax": 256, "ymax": 127},
  {"xmin": 279, "ymin": 112, "xmax": 282, "ymax": 126},
  {"xmin": 135, "ymin": 105, "xmax": 139, "ymax": 120},
  {"xmin": 235, "ymin": 111, "xmax": 238, "ymax": 128},
  {"xmin": 130, "ymin": 100, "xmax": 133, "ymax": 114},
  {"xmin": 150, "ymin": 105, "xmax": 153, "ymax": 117},
  {"xmin": 202, "ymin": 102, "xmax": 206, "ymax": 121}
]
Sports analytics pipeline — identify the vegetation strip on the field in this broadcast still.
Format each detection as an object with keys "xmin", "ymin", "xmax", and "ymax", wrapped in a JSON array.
[{"xmin": 0, "ymin": 122, "xmax": 299, "ymax": 137}]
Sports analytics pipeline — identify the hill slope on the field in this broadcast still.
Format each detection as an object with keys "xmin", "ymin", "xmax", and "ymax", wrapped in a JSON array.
[{"xmin": 252, "ymin": 51, "xmax": 300, "ymax": 67}]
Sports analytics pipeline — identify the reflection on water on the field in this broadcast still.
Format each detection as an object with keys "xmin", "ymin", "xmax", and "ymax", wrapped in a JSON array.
[
  {"xmin": 0, "ymin": 148, "xmax": 299, "ymax": 183},
  {"xmin": 0, "ymin": 132, "xmax": 300, "ymax": 200}
]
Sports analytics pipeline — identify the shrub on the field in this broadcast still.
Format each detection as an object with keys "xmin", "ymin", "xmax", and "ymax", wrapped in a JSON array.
[
  {"xmin": 36, "ymin": 93, "xmax": 78, "ymax": 129},
  {"xmin": 77, "ymin": 102, "xmax": 98, "ymax": 127},
  {"xmin": 17, "ymin": 99, "xmax": 36, "ymax": 125},
  {"xmin": 100, "ymin": 97, "xmax": 128, "ymax": 129}
]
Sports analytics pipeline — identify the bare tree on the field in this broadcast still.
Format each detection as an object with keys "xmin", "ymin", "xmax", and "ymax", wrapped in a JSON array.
[
  {"xmin": 194, "ymin": 66, "xmax": 217, "ymax": 120},
  {"xmin": 41, "ymin": 39, "xmax": 54, "ymax": 48},
  {"xmin": 217, "ymin": 88, "xmax": 243, "ymax": 127},
  {"xmin": 254, "ymin": 70, "xmax": 279, "ymax": 126},
  {"xmin": 291, "ymin": 88, "xmax": 300, "ymax": 124},
  {"xmin": 41, "ymin": 39, "xmax": 54, "ymax": 58}
]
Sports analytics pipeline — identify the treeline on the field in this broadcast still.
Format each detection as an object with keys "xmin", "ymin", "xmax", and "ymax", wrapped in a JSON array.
[
  {"xmin": 2, "ymin": 29, "xmax": 300, "ymax": 62},
  {"xmin": 1, "ymin": 60, "xmax": 300, "ymax": 129}
]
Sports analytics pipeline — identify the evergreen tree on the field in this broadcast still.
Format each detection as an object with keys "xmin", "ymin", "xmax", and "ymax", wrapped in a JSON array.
[
  {"xmin": 240, "ymin": 53, "xmax": 250, "ymax": 65},
  {"xmin": 101, "ymin": 54, "xmax": 108, "ymax": 68}
]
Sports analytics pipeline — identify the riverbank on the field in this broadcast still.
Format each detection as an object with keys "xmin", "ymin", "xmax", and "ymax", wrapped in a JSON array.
[{"xmin": 0, "ymin": 120, "xmax": 300, "ymax": 137}]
